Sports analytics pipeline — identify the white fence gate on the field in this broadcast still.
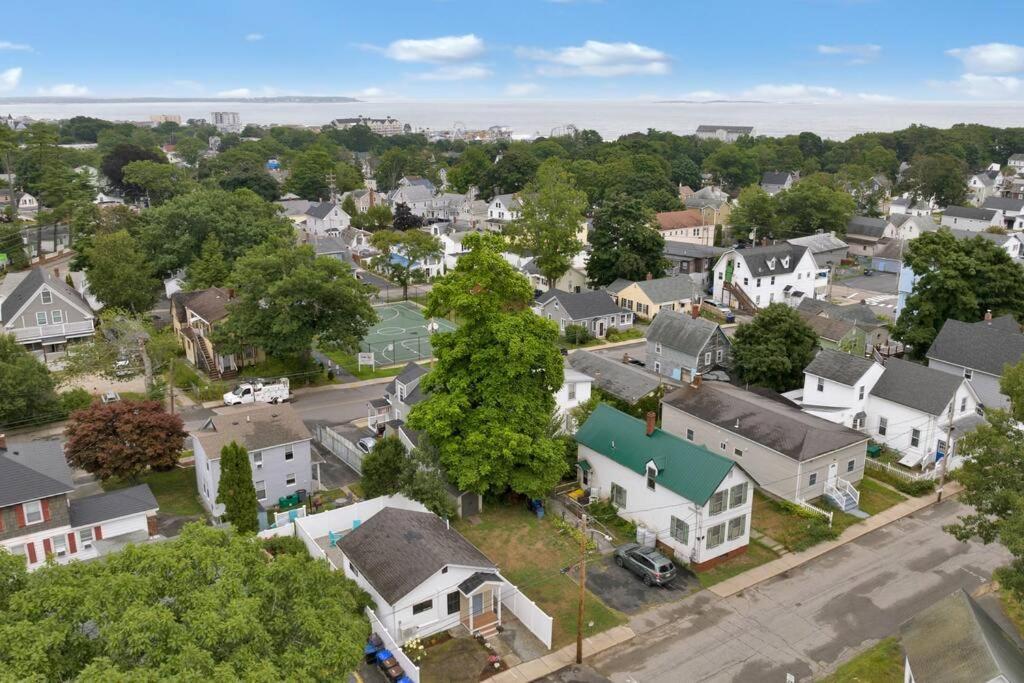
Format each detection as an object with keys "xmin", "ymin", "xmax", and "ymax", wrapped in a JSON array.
[
  {"xmin": 498, "ymin": 577, "xmax": 553, "ymax": 649},
  {"xmin": 314, "ymin": 424, "xmax": 365, "ymax": 474},
  {"xmin": 366, "ymin": 607, "xmax": 420, "ymax": 683}
]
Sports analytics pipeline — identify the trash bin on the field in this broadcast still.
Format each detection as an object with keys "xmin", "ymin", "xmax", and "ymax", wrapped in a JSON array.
[{"xmin": 297, "ymin": 489, "xmax": 307, "ymax": 503}]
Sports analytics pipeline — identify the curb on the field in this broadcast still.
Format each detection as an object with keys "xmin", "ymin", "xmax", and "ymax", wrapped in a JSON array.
[{"xmin": 488, "ymin": 625, "xmax": 636, "ymax": 682}]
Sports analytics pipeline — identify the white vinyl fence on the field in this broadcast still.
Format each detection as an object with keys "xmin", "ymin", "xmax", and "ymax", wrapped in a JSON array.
[
  {"xmin": 367, "ymin": 607, "xmax": 420, "ymax": 683},
  {"xmin": 498, "ymin": 575, "xmax": 553, "ymax": 649},
  {"xmin": 314, "ymin": 424, "xmax": 365, "ymax": 474}
]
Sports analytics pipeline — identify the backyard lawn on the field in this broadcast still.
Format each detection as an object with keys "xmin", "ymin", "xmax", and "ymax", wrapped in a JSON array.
[
  {"xmin": 320, "ymin": 349, "xmax": 408, "ymax": 381},
  {"xmin": 819, "ymin": 637, "xmax": 902, "ymax": 683},
  {"xmin": 456, "ymin": 505, "xmax": 626, "ymax": 648},
  {"xmin": 856, "ymin": 477, "xmax": 907, "ymax": 516},
  {"xmin": 695, "ymin": 538, "xmax": 780, "ymax": 588},
  {"xmin": 751, "ymin": 492, "xmax": 838, "ymax": 552},
  {"xmin": 103, "ymin": 466, "xmax": 204, "ymax": 517}
]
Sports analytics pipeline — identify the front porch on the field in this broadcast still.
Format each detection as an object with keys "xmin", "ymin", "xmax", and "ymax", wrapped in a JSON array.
[{"xmin": 457, "ymin": 572, "xmax": 504, "ymax": 639}]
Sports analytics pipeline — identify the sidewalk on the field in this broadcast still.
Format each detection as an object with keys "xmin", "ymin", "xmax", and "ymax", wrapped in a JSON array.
[
  {"xmin": 708, "ymin": 482, "xmax": 964, "ymax": 598},
  {"xmin": 488, "ymin": 626, "xmax": 635, "ymax": 683}
]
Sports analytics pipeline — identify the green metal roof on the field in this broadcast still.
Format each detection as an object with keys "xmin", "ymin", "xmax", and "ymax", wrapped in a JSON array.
[
  {"xmin": 575, "ymin": 403, "xmax": 736, "ymax": 506},
  {"xmin": 577, "ymin": 460, "xmax": 591, "ymax": 472}
]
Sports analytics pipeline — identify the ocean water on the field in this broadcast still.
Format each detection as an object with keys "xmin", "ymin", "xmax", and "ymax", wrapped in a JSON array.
[{"xmin": 2, "ymin": 100, "xmax": 1021, "ymax": 141}]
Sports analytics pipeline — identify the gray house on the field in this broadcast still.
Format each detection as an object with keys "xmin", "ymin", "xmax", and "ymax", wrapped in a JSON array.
[
  {"xmin": 786, "ymin": 233, "xmax": 848, "ymax": 268},
  {"xmin": 646, "ymin": 310, "xmax": 731, "ymax": 380},
  {"xmin": 567, "ymin": 350, "xmax": 662, "ymax": 406},
  {"xmin": 761, "ymin": 171, "xmax": 796, "ymax": 196},
  {"xmin": 533, "ymin": 289, "xmax": 633, "ymax": 338},
  {"xmin": 661, "ymin": 382, "xmax": 868, "ymax": 509},
  {"xmin": 0, "ymin": 266, "xmax": 95, "ymax": 356},
  {"xmin": 926, "ymin": 316, "xmax": 1024, "ymax": 410},
  {"xmin": 368, "ymin": 361, "xmax": 429, "ymax": 431}
]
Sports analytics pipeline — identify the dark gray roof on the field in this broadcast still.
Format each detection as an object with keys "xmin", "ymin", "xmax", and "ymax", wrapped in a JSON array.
[
  {"xmin": 396, "ymin": 361, "xmax": 428, "ymax": 385},
  {"xmin": 889, "ymin": 214, "xmax": 940, "ymax": 233},
  {"xmin": 982, "ymin": 196, "xmax": 1024, "ymax": 212},
  {"xmin": 696, "ymin": 125, "xmax": 753, "ymax": 133},
  {"xmin": 846, "ymin": 216, "xmax": 888, "ymax": 238},
  {"xmin": 305, "ymin": 201, "xmax": 340, "ymax": 219},
  {"xmin": 0, "ymin": 451, "xmax": 74, "ymax": 507},
  {"xmin": 646, "ymin": 310, "xmax": 721, "ymax": 356},
  {"xmin": 69, "ymin": 484, "xmax": 158, "ymax": 526},
  {"xmin": 901, "ymin": 589, "xmax": 1024, "ymax": 683},
  {"xmin": 733, "ymin": 243, "xmax": 808, "ymax": 276},
  {"xmin": 458, "ymin": 571, "xmax": 502, "ymax": 595},
  {"xmin": 948, "ymin": 228, "xmax": 1018, "ymax": 247},
  {"xmin": 944, "ymin": 205, "xmax": 997, "ymax": 221},
  {"xmin": 567, "ymin": 351, "xmax": 661, "ymax": 404},
  {"xmin": 0, "ymin": 267, "xmax": 93, "ymax": 323},
  {"xmin": 535, "ymin": 289, "xmax": 625, "ymax": 321},
  {"xmin": 193, "ymin": 405, "xmax": 311, "ymax": 456},
  {"xmin": 805, "ymin": 349, "xmax": 876, "ymax": 386},
  {"xmin": 663, "ymin": 382, "xmax": 867, "ymax": 462},
  {"xmin": 663, "ymin": 242, "xmax": 726, "ymax": 259},
  {"xmin": 799, "ymin": 313, "xmax": 859, "ymax": 343},
  {"xmin": 1, "ymin": 438, "xmax": 73, "ymax": 489},
  {"xmin": 170, "ymin": 287, "xmax": 232, "ymax": 323},
  {"xmin": 870, "ymin": 358, "xmax": 965, "ymax": 415},
  {"xmin": 337, "ymin": 507, "xmax": 494, "ymax": 604},
  {"xmin": 761, "ymin": 171, "xmax": 792, "ymax": 186},
  {"xmin": 797, "ymin": 299, "xmax": 881, "ymax": 327},
  {"xmin": 927, "ymin": 318, "xmax": 1024, "ymax": 376}
]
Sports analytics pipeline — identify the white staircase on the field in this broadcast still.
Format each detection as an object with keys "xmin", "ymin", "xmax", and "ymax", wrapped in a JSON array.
[{"xmin": 825, "ymin": 477, "xmax": 860, "ymax": 512}]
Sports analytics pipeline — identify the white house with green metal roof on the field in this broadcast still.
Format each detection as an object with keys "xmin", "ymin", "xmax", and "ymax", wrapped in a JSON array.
[{"xmin": 575, "ymin": 403, "xmax": 754, "ymax": 570}]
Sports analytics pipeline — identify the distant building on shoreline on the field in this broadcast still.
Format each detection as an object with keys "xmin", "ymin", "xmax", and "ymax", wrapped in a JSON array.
[
  {"xmin": 695, "ymin": 124, "xmax": 754, "ymax": 142},
  {"xmin": 211, "ymin": 111, "xmax": 241, "ymax": 133},
  {"xmin": 330, "ymin": 115, "xmax": 404, "ymax": 136}
]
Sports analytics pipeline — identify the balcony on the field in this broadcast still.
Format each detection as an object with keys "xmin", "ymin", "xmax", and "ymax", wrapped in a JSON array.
[{"xmin": 12, "ymin": 320, "xmax": 94, "ymax": 344}]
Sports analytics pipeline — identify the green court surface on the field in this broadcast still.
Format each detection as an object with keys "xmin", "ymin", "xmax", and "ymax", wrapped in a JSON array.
[{"xmin": 361, "ymin": 301, "xmax": 457, "ymax": 364}]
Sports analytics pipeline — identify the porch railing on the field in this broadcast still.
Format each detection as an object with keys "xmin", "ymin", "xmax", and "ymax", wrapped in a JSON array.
[
  {"xmin": 796, "ymin": 499, "xmax": 834, "ymax": 527},
  {"xmin": 825, "ymin": 477, "xmax": 860, "ymax": 507}
]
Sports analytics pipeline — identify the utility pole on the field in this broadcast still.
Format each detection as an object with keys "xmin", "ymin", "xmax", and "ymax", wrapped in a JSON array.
[
  {"xmin": 937, "ymin": 407, "xmax": 955, "ymax": 503},
  {"xmin": 576, "ymin": 513, "xmax": 588, "ymax": 665},
  {"xmin": 168, "ymin": 356, "xmax": 175, "ymax": 415}
]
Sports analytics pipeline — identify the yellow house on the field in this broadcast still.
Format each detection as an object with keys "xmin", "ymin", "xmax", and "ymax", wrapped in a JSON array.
[
  {"xmin": 607, "ymin": 275, "xmax": 700, "ymax": 320},
  {"xmin": 170, "ymin": 287, "xmax": 263, "ymax": 380}
]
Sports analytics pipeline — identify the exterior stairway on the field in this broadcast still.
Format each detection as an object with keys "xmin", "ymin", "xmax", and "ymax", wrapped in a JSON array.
[
  {"xmin": 825, "ymin": 478, "xmax": 860, "ymax": 512},
  {"xmin": 195, "ymin": 337, "xmax": 236, "ymax": 381},
  {"xmin": 723, "ymin": 281, "xmax": 758, "ymax": 315}
]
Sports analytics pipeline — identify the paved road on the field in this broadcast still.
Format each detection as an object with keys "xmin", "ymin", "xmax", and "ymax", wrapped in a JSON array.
[{"xmin": 575, "ymin": 499, "xmax": 1009, "ymax": 683}]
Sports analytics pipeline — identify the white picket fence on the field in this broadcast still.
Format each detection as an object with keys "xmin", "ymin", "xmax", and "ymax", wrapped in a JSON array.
[
  {"xmin": 866, "ymin": 458, "xmax": 934, "ymax": 482},
  {"xmin": 796, "ymin": 499, "xmax": 834, "ymax": 527},
  {"xmin": 366, "ymin": 607, "xmax": 420, "ymax": 683},
  {"xmin": 499, "ymin": 577, "xmax": 553, "ymax": 649}
]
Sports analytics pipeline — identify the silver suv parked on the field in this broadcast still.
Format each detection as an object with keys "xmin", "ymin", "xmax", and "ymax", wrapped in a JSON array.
[{"xmin": 614, "ymin": 543, "xmax": 677, "ymax": 586}]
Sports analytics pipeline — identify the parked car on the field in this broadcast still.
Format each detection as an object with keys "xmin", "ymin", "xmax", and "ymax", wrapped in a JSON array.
[
  {"xmin": 614, "ymin": 543, "xmax": 677, "ymax": 587},
  {"xmin": 704, "ymin": 299, "xmax": 736, "ymax": 324},
  {"xmin": 357, "ymin": 437, "xmax": 377, "ymax": 454}
]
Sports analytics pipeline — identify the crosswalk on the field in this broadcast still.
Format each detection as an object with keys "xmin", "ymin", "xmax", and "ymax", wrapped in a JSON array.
[{"xmin": 846, "ymin": 292, "xmax": 897, "ymax": 308}]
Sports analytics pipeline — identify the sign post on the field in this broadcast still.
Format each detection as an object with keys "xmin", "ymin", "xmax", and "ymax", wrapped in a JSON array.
[{"xmin": 357, "ymin": 352, "xmax": 375, "ymax": 370}]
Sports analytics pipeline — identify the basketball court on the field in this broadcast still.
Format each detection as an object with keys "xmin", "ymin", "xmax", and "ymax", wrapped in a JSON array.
[{"xmin": 360, "ymin": 301, "xmax": 458, "ymax": 365}]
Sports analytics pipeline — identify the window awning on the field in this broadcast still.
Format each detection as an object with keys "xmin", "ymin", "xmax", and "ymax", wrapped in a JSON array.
[
  {"xmin": 458, "ymin": 571, "xmax": 503, "ymax": 595},
  {"xmin": 577, "ymin": 460, "xmax": 591, "ymax": 473}
]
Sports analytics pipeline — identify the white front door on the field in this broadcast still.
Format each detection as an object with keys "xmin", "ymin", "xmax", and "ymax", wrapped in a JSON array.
[{"xmin": 827, "ymin": 462, "xmax": 838, "ymax": 487}]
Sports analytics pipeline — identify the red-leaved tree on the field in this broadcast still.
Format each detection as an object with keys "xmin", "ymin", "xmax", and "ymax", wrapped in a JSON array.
[{"xmin": 65, "ymin": 400, "xmax": 187, "ymax": 480}]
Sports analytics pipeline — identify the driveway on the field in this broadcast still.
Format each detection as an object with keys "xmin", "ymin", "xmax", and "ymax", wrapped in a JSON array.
[
  {"xmin": 314, "ymin": 442, "xmax": 360, "ymax": 490},
  {"xmin": 589, "ymin": 341, "xmax": 646, "ymax": 364},
  {"xmin": 576, "ymin": 555, "xmax": 700, "ymax": 615},
  {"xmin": 839, "ymin": 271, "xmax": 898, "ymax": 295}
]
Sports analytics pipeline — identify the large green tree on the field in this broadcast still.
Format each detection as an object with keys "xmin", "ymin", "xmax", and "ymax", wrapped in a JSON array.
[
  {"xmin": 85, "ymin": 231, "xmax": 160, "ymax": 313},
  {"xmin": 0, "ymin": 523, "xmax": 370, "ymax": 680},
  {"xmin": 215, "ymin": 241, "xmax": 377, "ymax": 358},
  {"xmin": 370, "ymin": 229, "xmax": 442, "ymax": 300},
  {"xmin": 702, "ymin": 145, "xmax": 760, "ymax": 191},
  {"xmin": 894, "ymin": 230, "xmax": 1024, "ymax": 354},
  {"xmin": 216, "ymin": 441, "xmax": 260, "ymax": 533},
  {"xmin": 730, "ymin": 185, "xmax": 778, "ymax": 240},
  {"xmin": 0, "ymin": 335, "xmax": 59, "ymax": 428},
  {"xmin": 407, "ymin": 233, "xmax": 568, "ymax": 498},
  {"xmin": 903, "ymin": 153, "xmax": 968, "ymax": 207},
  {"xmin": 506, "ymin": 159, "xmax": 588, "ymax": 287},
  {"xmin": 732, "ymin": 303, "xmax": 819, "ymax": 391},
  {"xmin": 173, "ymin": 135, "xmax": 207, "ymax": 167},
  {"xmin": 185, "ymin": 235, "xmax": 231, "ymax": 290},
  {"xmin": 586, "ymin": 195, "xmax": 666, "ymax": 287},
  {"xmin": 774, "ymin": 175, "xmax": 856, "ymax": 238},
  {"xmin": 121, "ymin": 160, "xmax": 195, "ymax": 205},
  {"xmin": 285, "ymin": 147, "xmax": 361, "ymax": 200},
  {"xmin": 100, "ymin": 143, "xmax": 165, "ymax": 194},
  {"xmin": 361, "ymin": 435, "xmax": 407, "ymax": 498}
]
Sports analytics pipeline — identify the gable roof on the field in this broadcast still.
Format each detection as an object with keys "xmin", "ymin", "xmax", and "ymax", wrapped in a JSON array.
[
  {"xmin": 69, "ymin": 484, "xmax": 158, "ymax": 526},
  {"xmin": 655, "ymin": 209, "xmax": 706, "ymax": 230},
  {"xmin": 927, "ymin": 318, "xmax": 1024, "ymax": 376},
  {"xmin": 337, "ymin": 507, "xmax": 494, "ymax": 604},
  {"xmin": 609, "ymin": 276, "xmax": 698, "ymax": 304},
  {"xmin": 944, "ymin": 205, "xmax": 997, "ymax": 221},
  {"xmin": 663, "ymin": 242, "xmax": 726, "ymax": 260},
  {"xmin": 846, "ymin": 216, "xmax": 888, "ymax": 238},
  {"xmin": 799, "ymin": 312, "xmax": 860, "ymax": 344},
  {"xmin": 732, "ymin": 243, "xmax": 808, "ymax": 276},
  {"xmin": 567, "ymin": 351, "xmax": 661, "ymax": 404},
  {"xmin": 948, "ymin": 227, "xmax": 1019, "ymax": 247},
  {"xmin": 0, "ymin": 451, "xmax": 74, "ymax": 508},
  {"xmin": 900, "ymin": 589, "xmax": 1024, "ymax": 683},
  {"xmin": 787, "ymin": 233, "xmax": 848, "ymax": 254},
  {"xmin": 171, "ymin": 287, "xmax": 232, "ymax": 324},
  {"xmin": 982, "ymin": 196, "xmax": 1024, "ymax": 212},
  {"xmin": 193, "ymin": 404, "xmax": 311, "ymax": 457},
  {"xmin": 535, "ymin": 289, "xmax": 624, "ymax": 320},
  {"xmin": 305, "ymin": 201, "xmax": 342, "ymax": 220},
  {"xmin": 575, "ymin": 403, "xmax": 736, "ymax": 505},
  {"xmin": 395, "ymin": 361, "xmax": 429, "ymax": 385},
  {"xmin": 761, "ymin": 171, "xmax": 792, "ymax": 186},
  {"xmin": 870, "ymin": 358, "xmax": 965, "ymax": 415},
  {"xmin": 805, "ymin": 349, "xmax": 877, "ymax": 386},
  {"xmin": 797, "ymin": 299, "xmax": 881, "ymax": 327},
  {"xmin": 663, "ymin": 382, "xmax": 867, "ymax": 461},
  {"xmin": 0, "ymin": 267, "xmax": 94, "ymax": 324},
  {"xmin": 889, "ymin": 214, "xmax": 940, "ymax": 233},
  {"xmin": 646, "ymin": 309, "xmax": 721, "ymax": 355},
  {"xmin": 1, "ymin": 438, "xmax": 74, "ymax": 489}
]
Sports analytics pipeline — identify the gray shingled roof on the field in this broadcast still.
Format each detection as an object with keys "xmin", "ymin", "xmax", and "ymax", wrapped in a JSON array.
[
  {"xmin": 805, "ymin": 349, "xmax": 876, "ymax": 386},
  {"xmin": 567, "ymin": 351, "xmax": 661, "ymax": 404},
  {"xmin": 607, "ymin": 276, "xmax": 698, "ymax": 304},
  {"xmin": 193, "ymin": 404, "xmax": 311, "ymax": 457},
  {"xmin": 982, "ymin": 196, "xmax": 1024, "ymax": 213},
  {"xmin": 535, "ymin": 289, "xmax": 625, "ymax": 321},
  {"xmin": 900, "ymin": 589, "xmax": 1024, "ymax": 683},
  {"xmin": 799, "ymin": 313, "xmax": 859, "ymax": 344},
  {"xmin": 846, "ymin": 216, "xmax": 888, "ymax": 238},
  {"xmin": 305, "ymin": 201, "xmax": 340, "ymax": 220},
  {"xmin": 337, "ymin": 507, "xmax": 494, "ymax": 604},
  {"xmin": 171, "ymin": 287, "xmax": 232, "ymax": 324},
  {"xmin": 1, "ymin": 438, "xmax": 73, "ymax": 489},
  {"xmin": 797, "ymin": 299, "xmax": 881, "ymax": 327},
  {"xmin": 787, "ymin": 233, "xmax": 848, "ymax": 254},
  {"xmin": 889, "ymin": 214, "xmax": 940, "ymax": 233},
  {"xmin": 870, "ymin": 358, "xmax": 965, "ymax": 415},
  {"xmin": 646, "ymin": 310, "xmax": 720, "ymax": 356},
  {"xmin": 948, "ymin": 228, "xmax": 1018, "ymax": 247},
  {"xmin": 944, "ymin": 205, "xmax": 997, "ymax": 221},
  {"xmin": 69, "ymin": 484, "xmax": 158, "ymax": 526},
  {"xmin": 761, "ymin": 171, "xmax": 792, "ymax": 186},
  {"xmin": 733, "ymin": 243, "xmax": 808, "ymax": 276},
  {"xmin": 927, "ymin": 318, "xmax": 1024, "ymax": 376},
  {"xmin": 663, "ymin": 242, "xmax": 726, "ymax": 259},
  {"xmin": 0, "ymin": 267, "xmax": 93, "ymax": 324},
  {"xmin": 0, "ymin": 451, "xmax": 74, "ymax": 508},
  {"xmin": 663, "ymin": 382, "xmax": 867, "ymax": 462}
]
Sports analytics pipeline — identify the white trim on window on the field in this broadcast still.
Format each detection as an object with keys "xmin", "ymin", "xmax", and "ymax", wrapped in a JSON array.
[{"xmin": 23, "ymin": 500, "xmax": 43, "ymax": 525}]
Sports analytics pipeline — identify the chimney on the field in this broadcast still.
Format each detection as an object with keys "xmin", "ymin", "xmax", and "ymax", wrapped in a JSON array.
[
  {"xmin": 646, "ymin": 272, "xmax": 653, "ymax": 281},
  {"xmin": 691, "ymin": 303, "xmax": 700, "ymax": 319},
  {"xmin": 985, "ymin": 309, "xmax": 993, "ymax": 324},
  {"xmin": 0, "ymin": 433, "xmax": 5, "ymax": 452},
  {"xmin": 227, "ymin": 288, "xmax": 236, "ymax": 300},
  {"xmin": 645, "ymin": 411, "xmax": 656, "ymax": 437}
]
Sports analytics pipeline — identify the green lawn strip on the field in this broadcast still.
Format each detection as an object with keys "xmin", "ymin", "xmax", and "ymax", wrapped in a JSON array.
[
  {"xmin": 751, "ymin": 491, "xmax": 839, "ymax": 552},
  {"xmin": 864, "ymin": 467, "xmax": 935, "ymax": 497},
  {"xmin": 102, "ymin": 467, "xmax": 204, "ymax": 517},
  {"xmin": 694, "ymin": 538, "xmax": 780, "ymax": 588},
  {"xmin": 999, "ymin": 588, "xmax": 1024, "ymax": 638},
  {"xmin": 240, "ymin": 356, "xmax": 330, "ymax": 387},
  {"xmin": 320, "ymin": 349, "xmax": 408, "ymax": 380},
  {"xmin": 348, "ymin": 481, "xmax": 366, "ymax": 500},
  {"xmin": 856, "ymin": 477, "xmax": 907, "ymax": 516},
  {"xmin": 456, "ymin": 505, "xmax": 626, "ymax": 648},
  {"xmin": 818, "ymin": 637, "xmax": 903, "ymax": 683},
  {"xmin": 586, "ymin": 500, "xmax": 637, "ymax": 546},
  {"xmin": 418, "ymin": 636, "xmax": 490, "ymax": 683}
]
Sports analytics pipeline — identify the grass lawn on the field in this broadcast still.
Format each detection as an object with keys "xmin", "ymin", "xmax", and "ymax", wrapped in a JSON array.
[
  {"xmin": 456, "ymin": 505, "xmax": 626, "ymax": 648},
  {"xmin": 856, "ymin": 477, "xmax": 907, "ymax": 516},
  {"xmin": 348, "ymin": 481, "xmax": 366, "ymax": 500},
  {"xmin": 586, "ymin": 500, "xmax": 637, "ymax": 546},
  {"xmin": 999, "ymin": 588, "xmax": 1024, "ymax": 638},
  {"xmin": 819, "ymin": 637, "xmax": 903, "ymax": 683},
  {"xmin": 240, "ymin": 356, "xmax": 330, "ymax": 387},
  {"xmin": 320, "ymin": 349, "xmax": 409, "ymax": 380},
  {"xmin": 695, "ymin": 538, "xmax": 780, "ymax": 588},
  {"xmin": 103, "ymin": 467, "xmax": 204, "ymax": 517},
  {"xmin": 752, "ymin": 492, "xmax": 838, "ymax": 552},
  {"xmin": 418, "ymin": 636, "xmax": 491, "ymax": 683}
]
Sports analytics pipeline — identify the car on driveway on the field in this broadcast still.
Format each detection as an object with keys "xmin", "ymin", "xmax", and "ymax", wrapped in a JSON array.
[
  {"xmin": 613, "ymin": 543, "xmax": 677, "ymax": 587},
  {"xmin": 356, "ymin": 436, "xmax": 377, "ymax": 454}
]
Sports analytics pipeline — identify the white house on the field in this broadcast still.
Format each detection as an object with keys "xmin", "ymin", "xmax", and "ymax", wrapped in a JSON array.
[
  {"xmin": 940, "ymin": 206, "xmax": 1003, "ymax": 232},
  {"xmin": 556, "ymin": 368, "xmax": 593, "ymax": 432},
  {"xmin": 712, "ymin": 243, "xmax": 824, "ymax": 313},
  {"xmin": 191, "ymin": 405, "xmax": 314, "ymax": 518},
  {"xmin": 760, "ymin": 171, "xmax": 796, "ymax": 196},
  {"xmin": 887, "ymin": 214, "xmax": 939, "ymax": 241},
  {"xmin": 487, "ymin": 193, "xmax": 522, "ymax": 222},
  {"xmin": 575, "ymin": 404, "xmax": 754, "ymax": 570},
  {"xmin": 982, "ymin": 196, "xmax": 1024, "ymax": 229},
  {"xmin": 304, "ymin": 201, "xmax": 351, "ymax": 235},
  {"xmin": 1008, "ymin": 153, "xmax": 1024, "ymax": 175},
  {"xmin": 695, "ymin": 124, "xmax": 754, "ymax": 142},
  {"xmin": 887, "ymin": 196, "xmax": 934, "ymax": 217},
  {"xmin": 797, "ymin": 349, "xmax": 886, "ymax": 430},
  {"xmin": 388, "ymin": 183, "xmax": 435, "ymax": 217}
]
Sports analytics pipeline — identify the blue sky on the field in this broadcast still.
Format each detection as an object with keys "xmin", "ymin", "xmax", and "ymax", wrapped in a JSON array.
[{"xmin": 1, "ymin": 0, "xmax": 1022, "ymax": 101}]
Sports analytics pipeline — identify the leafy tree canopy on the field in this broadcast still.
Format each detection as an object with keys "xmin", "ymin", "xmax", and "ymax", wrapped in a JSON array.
[
  {"xmin": 85, "ymin": 230, "xmax": 160, "ymax": 313},
  {"xmin": 586, "ymin": 195, "xmax": 666, "ymax": 287},
  {"xmin": 217, "ymin": 441, "xmax": 260, "ymax": 533},
  {"xmin": 732, "ymin": 303, "xmax": 819, "ymax": 392},
  {"xmin": 0, "ymin": 334, "xmax": 59, "ymax": 429}
]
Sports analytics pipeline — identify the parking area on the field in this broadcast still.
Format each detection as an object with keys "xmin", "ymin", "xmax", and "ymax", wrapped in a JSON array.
[
  {"xmin": 576, "ymin": 554, "xmax": 700, "ymax": 615},
  {"xmin": 840, "ymin": 271, "xmax": 898, "ymax": 294},
  {"xmin": 589, "ymin": 340, "xmax": 646, "ymax": 364}
]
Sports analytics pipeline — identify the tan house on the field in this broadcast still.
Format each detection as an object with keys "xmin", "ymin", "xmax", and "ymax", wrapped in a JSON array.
[
  {"xmin": 607, "ymin": 275, "xmax": 700, "ymax": 320},
  {"xmin": 170, "ymin": 287, "xmax": 262, "ymax": 380},
  {"xmin": 655, "ymin": 210, "xmax": 715, "ymax": 245}
]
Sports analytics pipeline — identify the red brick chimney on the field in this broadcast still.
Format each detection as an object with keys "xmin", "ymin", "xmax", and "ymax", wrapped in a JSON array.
[
  {"xmin": 691, "ymin": 303, "xmax": 700, "ymax": 319},
  {"xmin": 985, "ymin": 309, "xmax": 993, "ymax": 324},
  {"xmin": 645, "ymin": 411, "xmax": 656, "ymax": 437}
]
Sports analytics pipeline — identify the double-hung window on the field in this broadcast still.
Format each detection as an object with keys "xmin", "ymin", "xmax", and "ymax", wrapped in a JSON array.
[
  {"xmin": 670, "ymin": 516, "xmax": 689, "ymax": 544},
  {"xmin": 727, "ymin": 515, "xmax": 746, "ymax": 541},
  {"xmin": 610, "ymin": 483, "xmax": 626, "ymax": 509},
  {"xmin": 910, "ymin": 429, "xmax": 921, "ymax": 448},
  {"xmin": 706, "ymin": 523, "xmax": 725, "ymax": 549},
  {"xmin": 729, "ymin": 483, "xmax": 748, "ymax": 508},
  {"xmin": 878, "ymin": 417, "xmax": 887, "ymax": 436},
  {"xmin": 708, "ymin": 490, "xmax": 727, "ymax": 516},
  {"xmin": 23, "ymin": 500, "xmax": 43, "ymax": 525}
]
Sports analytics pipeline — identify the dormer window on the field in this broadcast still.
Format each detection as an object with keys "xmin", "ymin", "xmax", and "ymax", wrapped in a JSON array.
[
  {"xmin": 766, "ymin": 257, "xmax": 776, "ymax": 270},
  {"xmin": 781, "ymin": 256, "xmax": 790, "ymax": 268},
  {"xmin": 646, "ymin": 463, "xmax": 657, "ymax": 491}
]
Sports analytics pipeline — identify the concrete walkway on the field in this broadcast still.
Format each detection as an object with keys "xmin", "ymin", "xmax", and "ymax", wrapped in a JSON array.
[
  {"xmin": 489, "ymin": 626, "xmax": 635, "ymax": 683},
  {"xmin": 709, "ymin": 482, "xmax": 964, "ymax": 598}
]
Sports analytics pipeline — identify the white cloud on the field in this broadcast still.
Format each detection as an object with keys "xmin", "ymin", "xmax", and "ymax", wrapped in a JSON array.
[
  {"xmin": 931, "ymin": 73, "xmax": 1024, "ymax": 98},
  {"xmin": 946, "ymin": 43, "xmax": 1024, "ymax": 74},
  {"xmin": 505, "ymin": 82, "xmax": 540, "ymax": 96},
  {"xmin": 817, "ymin": 43, "xmax": 881, "ymax": 64},
  {"xmin": 680, "ymin": 90, "xmax": 727, "ymax": 101},
  {"xmin": 741, "ymin": 83, "xmax": 842, "ymax": 101},
  {"xmin": 218, "ymin": 87, "xmax": 252, "ymax": 97},
  {"xmin": 413, "ymin": 64, "xmax": 491, "ymax": 81},
  {"xmin": 518, "ymin": 40, "xmax": 670, "ymax": 77},
  {"xmin": 0, "ymin": 67, "xmax": 21, "ymax": 92},
  {"xmin": 244, "ymin": 33, "xmax": 264, "ymax": 42},
  {"xmin": 0, "ymin": 41, "xmax": 31, "ymax": 52},
  {"xmin": 383, "ymin": 34, "xmax": 484, "ymax": 63},
  {"xmin": 856, "ymin": 92, "xmax": 896, "ymax": 102},
  {"xmin": 37, "ymin": 83, "xmax": 89, "ymax": 96},
  {"xmin": 355, "ymin": 87, "xmax": 384, "ymax": 98}
]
